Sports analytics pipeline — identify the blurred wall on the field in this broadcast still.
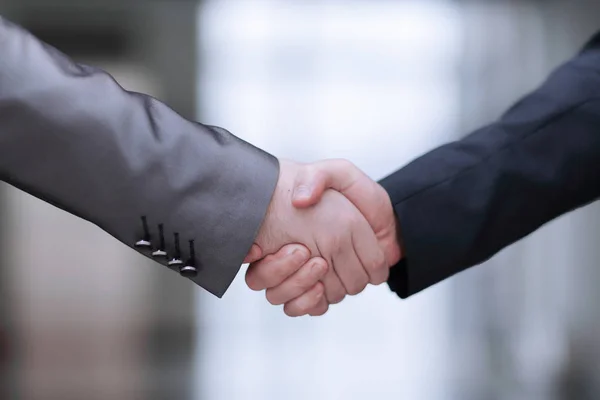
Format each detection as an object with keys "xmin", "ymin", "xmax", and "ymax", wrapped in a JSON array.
[
  {"xmin": 194, "ymin": 1, "xmax": 600, "ymax": 400},
  {"xmin": 449, "ymin": 1, "xmax": 600, "ymax": 400},
  {"xmin": 194, "ymin": 1, "xmax": 461, "ymax": 399},
  {"xmin": 2, "ymin": 1, "xmax": 600, "ymax": 400},
  {"xmin": 0, "ymin": 2, "xmax": 199, "ymax": 399}
]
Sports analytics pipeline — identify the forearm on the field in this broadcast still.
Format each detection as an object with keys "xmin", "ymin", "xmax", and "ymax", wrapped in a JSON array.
[
  {"xmin": 0, "ymin": 16, "xmax": 279, "ymax": 296},
  {"xmin": 381, "ymin": 34, "xmax": 600, "ymax": 298}
]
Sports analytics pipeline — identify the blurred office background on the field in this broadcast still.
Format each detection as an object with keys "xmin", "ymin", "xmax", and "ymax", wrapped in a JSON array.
[{"xmin": 0, "ymin": 0, "xmax": 599, "ymax": 399}]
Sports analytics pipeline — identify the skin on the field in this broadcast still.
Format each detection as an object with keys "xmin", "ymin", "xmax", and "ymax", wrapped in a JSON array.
[
  {"xmin": 246, "ymin": 159, "xmax": 402, "ymax": 317},
  {"xmin": 247, "ymin": 159, "xmax": 388, "ymax": 308}
]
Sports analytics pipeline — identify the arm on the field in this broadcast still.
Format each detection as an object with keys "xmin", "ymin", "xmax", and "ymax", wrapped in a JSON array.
[
  {"xmin": 245, "ymin": 30, "xmax": 600, "ymax": 313},
  {"xmin": 0, "ymin": 17, "xmax": 279, "ymax": 297},
  {"xmin": 380, "ymin": 33, "xmax": 600, "ymax": 297}
]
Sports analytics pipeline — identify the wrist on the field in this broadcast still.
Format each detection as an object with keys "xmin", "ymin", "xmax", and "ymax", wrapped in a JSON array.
[
  {"xmin": 391, "ymin": 214, "xmax": 404, "ymax": 265},
  {"xmin": 254, "ymin": 159, "xmax": 296, "ymax": 253},
  {"xmin": 379, "ymin": 185, "xmax": 403, "ymax": 266}
]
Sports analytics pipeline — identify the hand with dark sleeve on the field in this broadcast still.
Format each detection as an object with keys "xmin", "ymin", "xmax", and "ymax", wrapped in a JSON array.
[
  {"xmin": 380, "ymin": 31, "xmax": 600, "ymax": 298},
  {"xmin": 249, "ymin": 30, "xmax": 600, "ymax": 314}
]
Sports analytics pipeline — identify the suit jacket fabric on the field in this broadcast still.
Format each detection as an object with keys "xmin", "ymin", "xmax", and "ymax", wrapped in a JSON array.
[
  {"xmin": 381, "ymin": 31, "xmax": 600, "ymax": 299},
  {"xmin": 0, "ymin": 16, "xmax": 279, "ymax": 297}
]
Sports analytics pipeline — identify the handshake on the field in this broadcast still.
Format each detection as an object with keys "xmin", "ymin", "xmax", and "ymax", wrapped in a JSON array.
[{"xmin": 244, "ymin": 159, "xmax": 403, "ymax": 317}]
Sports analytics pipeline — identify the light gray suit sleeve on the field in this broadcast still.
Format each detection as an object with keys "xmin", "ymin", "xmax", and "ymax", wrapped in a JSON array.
[{"xmin": 0, "ymin": 16, "xmax": 279, "ymax": 297}]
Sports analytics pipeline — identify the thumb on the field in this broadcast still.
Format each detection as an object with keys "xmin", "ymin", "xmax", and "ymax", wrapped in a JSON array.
[
  {"xmin": 291, "ymin": 159, "xmax": 401, "ymax": 265},
  {"xmin": 292, "ymin": 159, "xmax": 361, "ymax": 209},
  {"xmin": 291, "ymin": 169, "xmax": 327, "ymax": 208},
  {"xmin": 243, "ymin": 243, "xmax": 263, "ymax": 264}
]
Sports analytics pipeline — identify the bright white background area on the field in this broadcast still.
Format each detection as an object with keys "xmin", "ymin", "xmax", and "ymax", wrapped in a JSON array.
[{"xmin": 194, "ymin": 1, "xmax": 461, "ymax": 399}]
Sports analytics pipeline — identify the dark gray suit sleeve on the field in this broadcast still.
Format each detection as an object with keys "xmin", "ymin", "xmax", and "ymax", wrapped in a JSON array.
[
  {"xmin": 380, "ymin": 31, "xmax": 600, "ymax": 299},
  {"xmin": 0, "ymin": 17, "xmax": 279, "ymax": 297}
]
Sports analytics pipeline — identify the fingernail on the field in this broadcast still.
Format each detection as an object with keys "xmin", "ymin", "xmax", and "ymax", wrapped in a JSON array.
[
  {"xmin": 286, "ymin": 245, "xmax": 307, "ymax": 259},
  {"xmin": 311, "ymin": 261, "xmax": 326, "ymax": 276},
  {"xmin": 293, "ymin": 248, "xmax": 309, "ymax": 263},
  {"xmin": 293, "ymin": 185, "xmax": 311, "ymax": 200}
]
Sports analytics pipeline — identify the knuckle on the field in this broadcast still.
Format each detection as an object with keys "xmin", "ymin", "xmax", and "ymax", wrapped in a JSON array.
[
  {"xmin": 284, "ymin": 305, "xmax": 300, "ymax": 317},
  {"xmin": 289, "ymin": 280, "xmax": 310, "ymax": 296},
  {"xmin": 285, "ymin": 302, "xmax": 308, "ymax": 317},
  {"xmin": 285, "ymin": 284, "xmax": 324, "ymax": 317},
  {"xmin": 323, "ymin": 235, "xmax": 342, "ymax": 253},
  {"xmin": 381, "ymin": 267, "xmax": 390, "ymax": 282},
  {"xmin": 296, "ymin": 304, "xmax": 311, "ymax": 315},
  {"xmin": 293, "ymin": 265, "xmax": 323, "ymax": 291},
  {"xmin": 272, "ymin": 266, "xmax": 292, "ymax": 284},
  {"xmin": 336, "ymin": 158, "xmax": 359, "ymax": 179},
  {"xmin": 300, "ymin": 163, "xmax": 324, "ymax": 188},
  {"xmin": 265, "ymin": 289, "xmax": 283, "ymax": 306},
  {"xmin": 329, "ymin": 290, "xmax": 345, "ymax": 304},
  {"xmin": 313, "ymin": 281, "xmax": 326, "ymax": 296},
  {"xmin": 366, "ymin": 252, "xmax": 387, "ymax": 274},
  {"xmin": 261, "ymin": 252, "xmax": 278, "ymax": 264},
  {"xmin": 310, "ymin": 304, "xmax": 329, "ymax": 317},
  {"xmin": 369, "ymin": 276, "xmax": 385, "ymax": 286},
  {"xmin": 347, "ymin": 280, "xmax": 367, "ymax": 296},
  {"xmin": 269, "ymin": 267, "xmax": 288, "ymax": 285},
  {"xmin": 311, "ymin": 165, "xmax": 327, "ymax": 183},
  {"xmin": 283, "ymin": 307, "xmax": 302, "ymax": 318},
  {"xmin": 309, "ymin": 259, "xmax": 328, "ymax": 278},
  {"xmin": 270, "ymin": 253, "xmax": 307, "ymax": 285},
  {"xmin": 293, "ymin": 276, "xmax": 316, "ymax": 293},
  {"xmin": 367, "ymin": 253, "xmax": 389, "ymax": 285},
  {"xmin": 333, "ymin": 158, "xmax": 352, "ymax": 170},
  {"xmin": 245, "ymin": 271, "xmax": 262, "ymax": 291}
]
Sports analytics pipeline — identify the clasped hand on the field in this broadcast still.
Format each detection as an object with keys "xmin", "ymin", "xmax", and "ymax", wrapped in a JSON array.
[{"xmin": 244, "ymin": 159, "xmax": 402, "ymax": 317}]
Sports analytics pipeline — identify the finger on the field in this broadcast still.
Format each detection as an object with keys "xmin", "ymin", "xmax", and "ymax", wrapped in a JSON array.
[
  {"xmin": 321, "ymin": 259, "xmax": 347, "ymax": 304},
  {"xmin": 293, "ymin": 159, "xmax": 401, "ymax": 266},
  {"xmin": 291, "ymin": 159, "xmax": 365, "ymax": 208},
  {"xmin": 243, "ymin": 243, "xmax": 263, "ymax": 264},
  {"xmin": 331, "ymin": 232, "xmax": 369, "ymax": 296},
  {"xmin": 245, "ymin": 244, "xmax": 310, "ymax": 291},
  {"xmin": 351, "ymin": 215, "xmax": 388, "ymax": 285},
  {"xmin": 291, "ymin": 166, "xmax": 329, "ymax": 208},
  {"xmin": 308, "ymin": 295, "xmax": 329, "ymax": 317},
  {"xmin": 292, "ymin": 159, "xmax": 389, "ymax": 235},
  {"xmin": 265, "ymin": 257, "xmax": 328, "ymax": 305},
  {"xmin": 284, "ymin": 282, "xmax": 325, "ymax": 317}
]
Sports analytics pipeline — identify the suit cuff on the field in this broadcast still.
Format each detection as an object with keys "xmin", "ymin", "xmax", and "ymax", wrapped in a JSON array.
[
  {"xmin": 384, "ymin": 197, "xmax": 457, "ymax": 299},
  {"xmin": 165, "ymin": 132, "xmax": 280, "ymax": 298}
]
